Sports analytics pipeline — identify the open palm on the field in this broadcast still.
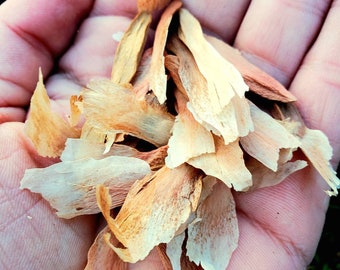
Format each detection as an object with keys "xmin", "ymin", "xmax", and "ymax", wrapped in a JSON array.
[{"xmin": 0, "ymin": 0, "xmax": 339, "ymax": 269}]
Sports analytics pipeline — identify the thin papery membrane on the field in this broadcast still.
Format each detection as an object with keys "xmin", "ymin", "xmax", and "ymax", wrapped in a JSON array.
[
  {"xmin": 167, "ymin": 33, "xmax": 253, "ymax": 144},
  {"xmin": 240, "ymin": 102, "xmax": 301, "ymax": 172},
  {"xmin": 20, "ymin": 156, "xmax": 151, "ymax": 218},
  {"xmin": 166, "ymin": 90, "xmax": 215, "ymax": 168},
  {"xmin": 25, "ymin": 69, "xmax": 80, "ymax": 157},
  {"xmin": 188, "ymin": 136, "xmax": 252, "ymax": 191},
  {"xmin": 96, "ymin": 164, "xmax": 203, "ymax": 263},
  {"xmin": 186, "ymin": 179, "xmax": 239, "ymax": 270},
  {"xmin": 82, "ymin": 78, "xmax": 174, "ymax": 147}
]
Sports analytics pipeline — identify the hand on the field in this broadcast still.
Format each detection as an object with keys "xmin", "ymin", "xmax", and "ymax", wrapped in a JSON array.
[{"xmin": 0, "ymin": 0, "xmax": 339, "ymax": 269}]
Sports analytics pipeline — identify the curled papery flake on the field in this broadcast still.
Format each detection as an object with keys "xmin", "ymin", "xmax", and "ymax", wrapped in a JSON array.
[
  {"xmin": 20, "ymin": 156, "xmax": 151, "ymax": 218},
  {"xmin": 246, "ymin": 157, "xmax": 308, "ymax": 191},
  {"xmin": 25, "ymin": 69, "xmax": 80, "ymax": 157},
  {"xmin": 96, "ymin": 164, "xmax": 203, "ymax": 263},
  {"xmin": 240, "ymin": 102, "xmax": 301, "ymax": 172},
  {"xmin": 147, "ymin": 0, "xmax": 182, "ymax": 104},
  {"xmin": 85, "ymin": 225, "xmax": 128, "ymax": 270},
  {"xmin": 274, "ymin": 104, "xmax": 340, "ymax": 196},
  {"xmin": 111, "ymin": 12, "xmax": 152, "ymax": 85},
  {"xmin": 167, "ymin": 34, "xmax": 253, "ymax": 144},
  {"xmin": 188, "ymin": 136, "xmax": 252, "ymax": 191},
  {"xmin": 186, "ymin": 179, "xmax": 239, "ymax": 270},
  {"xmin": 178, "ymin": 8, "xmax": 249, "ymax": 108},
  {"xmin": 166, "ymin": 91, "xmax": 215, "ymax": 168},
  {"xmin": 298, "ymin": 128, "xmax": 340, "ymax": 196},
  {"xmin": 82, "ymin": 78, "xmax": 174, "ymax": 147},
  {"xmin": 206, "ymin": 35, "xmax": 297, "ymax": 103}
]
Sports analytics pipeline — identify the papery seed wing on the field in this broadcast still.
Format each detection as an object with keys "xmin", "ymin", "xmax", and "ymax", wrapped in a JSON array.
[
  {"xmin": 188, "ymin": 136, "xmax": 252, "ymax": 191},
  {"xmin": 20, "ymin": 156, "xmax": 151, "ymax": 218},
  {"xmin": 96, "ymin": 165, "xmax": 203, "ymax": 263},
  {"xmin": 186, "ymin": 179, "xmax": 239, "ymax": 270},
  {"xmin": 25, "ymin": 69, "xmax": 80, "ymax": 157},
  {"xmin": 85, "ymin": 225, "xmax": 128, "ymax": 270}
]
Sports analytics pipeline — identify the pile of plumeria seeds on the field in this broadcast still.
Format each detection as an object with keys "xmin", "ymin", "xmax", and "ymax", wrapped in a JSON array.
[{"xmin": 20, "ymin": 0, "xmax": 339, "ymax": 269}]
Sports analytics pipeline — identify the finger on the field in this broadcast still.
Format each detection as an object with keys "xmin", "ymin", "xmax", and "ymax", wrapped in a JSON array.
[
  {"xmin": 90, "ymin": 0, "xmax": 138, "ymax": 18},
  {"xmin": 91, "ymin": 0, "xmax": 251, "ymax": 43},
  {"xmin": 233, "ymin": 0, "xmax": 331, "ymax": 86},
  {"xmin": 0, "ymin": 0, "xmax": 93, "ymax": 119},
  {"xmin": 289, "ymin": 1, "xmax": 340, "ymax": 165},
  {"xmin": 46, "ymin": 1, "xmax": 142, "ymax": 114},
  {"xmin": 44, "ymin": 15, "xmax": 134, "ymax": 116},
  {"xmin": 182, "ymin": 0, "xmax": 251, "ymax": 43}
]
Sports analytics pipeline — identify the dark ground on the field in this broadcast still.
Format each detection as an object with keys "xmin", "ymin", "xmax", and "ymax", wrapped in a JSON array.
[{"xmin": 308, "ymin": 179, "xmax": 340, "ymax": 270}]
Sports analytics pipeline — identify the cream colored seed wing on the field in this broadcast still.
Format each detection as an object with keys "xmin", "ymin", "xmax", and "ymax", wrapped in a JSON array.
[
  {"xmin": 186, "ymin": 179, "xmax": 239, "ymax": 270},
  {"xmin": 206, "ymin": 35, "xmax": 297, "ymax": 103},
  {"xmin": 299, "ymin": 128, "xmax": 340, "ymax": 196},
  {"xmin": 167, "ymin": 35, "xmax": 253, "ymax": 144},
  {"xmin": 85, "ymin": 225, "xmax": 128, "ymax": 270},
  {"xmin": 147, "ymin": 0, "xmax": 182, "ymax": 104},
  {"xmin": 20, "ymin": 156, "xmax": 151, "ymax": 219},
  {"xmin": 82, "ymin": 78, "xmax": 174, "ymax": 147},
  {"xmin": 188, "ymin": 136, "xmax": 252, "ymax": 191},
  {"xmin": 96, "ymin": 165, "xmax": 203, "ymax": 263},
  {"xmin": 111, "ymin": 12, "xmax": 151, "ymax": 85},
  {"xmin": 240, "ymin": 102, "xmax": 301, "ymax": 172},
  {"xmin": 166, "ymin": 90, "xmax": 215, "ymax": 168},
  {"xmin": 25, "ymin": 69, "xmax": 80, "ymax": 158},
  {"xmin": 178, "ymin": 8, "xmax": 248, "ymax": 107},
  {"xmin": 176, "ymin": 10, "xmax": 254, "ymax": 144}
]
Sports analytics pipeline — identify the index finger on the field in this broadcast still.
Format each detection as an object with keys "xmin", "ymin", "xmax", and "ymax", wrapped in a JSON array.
[{"xmin": 0, "ymin": 0, "xmax": 93, "ymax": 121}]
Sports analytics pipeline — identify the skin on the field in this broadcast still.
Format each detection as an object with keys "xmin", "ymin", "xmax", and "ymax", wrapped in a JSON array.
[{"xmin": 0, "ymin": 0, "xmax": 339, "ymax": 269}]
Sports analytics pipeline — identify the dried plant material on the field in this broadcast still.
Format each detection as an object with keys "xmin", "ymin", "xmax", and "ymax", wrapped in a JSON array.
[
  {"xmin": 298, "ymin": 128, "xmax": 339, "ymax": 196},
  {"xmin": 277, "ymin": 104, "xmax": 340, "ymax": 196},
  {"xmin": 136, "ymin": 145, "xmax": 168, "ymax": 170},
  {"xmin": 168, "ymin": 33, "xmax": 253, "ymax": 144},
  {"xmin": 166, "ymin": 233, "xmax": 186, "ymax": 270},
  {"xmin": 82, "ymin": 78, "xmax": 174, "ymax": 146},
  {"xmin": 20, "ymin": 2, "xmax": 340, "ymax": 270},
  {"xmin": 85, "ymin": 226, "xmax": 128, "ymax": 270},
  {"xmin": 96, "ymin": 165, "xmax": 203, "ymax": 263},
  {"xmin": 25, "ymin": 69, "xmax": 80, "ymax": 157},
  {"xmin": 80, "ymin": 122, "xmax": 109, "ymax": 143},
  {"xmin": 246, "ymin": 157, "xmax": 307, "ymax": 191},
  {"xmin": 178, "ymin": 9, "xmax": 249, "ymax": 105},
  {"xmin": 147, "ymin": 0, "xmax": 182, "ymax": 104},
  {"xmin": 206, "ymin": 35, "xmax": 297, "ymax": 103},
  {"xmin": 60, "ymin": 138, "xmax": 138, "ymax": 161},
  {"xmin": 164, "ymin": 54, "xmax": 187, "ymax": 95},
  {"xmin": 69, "ymin": 94, "xmax": 83, "ymax": 127},
  {"xmin": 111, "ymin": 12, "xmax": 152, "ymax": 85},
  {"xmin": 21, "ymin": 156, "xmax": 151, "ymax": 218},
  {"xmin": 186, "ymin": 179, "xmax": 239, "ymax": 270},
  {"xmin": 188, "ymin": 136, "xmax": 252, "ymax": 191},
  {"xmin": 61, "ymin": 138, "xmax": 167, "ymax": 170},
  {"xmin": 132, "ymin": 48, "xmax": 153, "ymax": 98},
  {"xmin": 166, "ymin": 90, "xmax": 215, "ymax": 168},
  {"xmin": 137, "ymin": 0, "xmax": 171, "ymax": 13},
  {"xmin": 240, "ymin": 102, "xmax": 300, "ymax": 172}
]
